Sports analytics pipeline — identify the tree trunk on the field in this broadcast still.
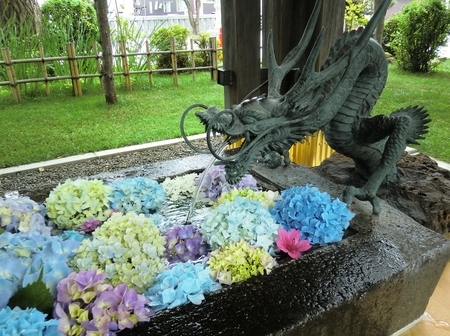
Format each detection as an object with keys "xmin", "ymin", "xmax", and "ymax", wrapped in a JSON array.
[
  {"xmin": 183, "ymin": 0, "xmax": 200, "ymax": 35},
  {"xmin": 374, "ymin": 0, "xmax": 385, "ymax": 46},
  {"xmin": 94, "ymin": 0, "xmax": 118, "ymax": 104},
  {"xmin": 0, "ymin": 0, "xmax": 41, "ymax": 33}
]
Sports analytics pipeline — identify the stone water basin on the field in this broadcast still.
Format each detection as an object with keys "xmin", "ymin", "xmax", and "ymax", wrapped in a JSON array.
[{"xmin": 83, "ymin": 155, "xmax": 450, "ymax": 336}]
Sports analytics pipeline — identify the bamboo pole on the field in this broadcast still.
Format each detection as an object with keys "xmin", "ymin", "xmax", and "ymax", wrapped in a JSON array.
[
  {"xmin": 170, "ymin": 37, "xmax": 179, "ymax": 86},
  {"xmin": 119, "ymin": 40, "xmax": 132, "ymax": 91},
  {"xmin": 93, "ymin": 42, "xmax": 103, "ymax": 89},
  {"xmin": 209, "ymin": 37, "xmax": 218, "ymax": 81},
  {"xmin": 1, "ymin": 48, "xmax": 21, "ymax": 102},
  {"xmin": 39, "ymin": 45, "xmax": 50, "ymax": 96},
  {"xmin": 66, "ymin": 42, "xmax": 82, "ymax": 96},
  {"xmin": 145, "ymin": 40, "xmax": 154, "ymax": 86},
  {"xmin": 190, "ymin": 39, "xmax": 196, "ymax": 82}
]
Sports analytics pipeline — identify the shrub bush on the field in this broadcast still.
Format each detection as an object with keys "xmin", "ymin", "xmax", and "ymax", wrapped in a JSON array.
[
  {"xmin": 193, "ymin": 32, "xmax": 211, "ymax": 66},
  {"xmin": 383, "ymin": 13, "xmax": 401, "ymax": 56},
  {"xmin": 150, "ymin": 24, "xmax": 190, "ymax": 70},
  {"xmin": 344, "ymin": 0, "xmax": 371, "ymax": 31},
  {"xmin": 384, "ymin": 0, "xmax": 450, "ymax": 72}
]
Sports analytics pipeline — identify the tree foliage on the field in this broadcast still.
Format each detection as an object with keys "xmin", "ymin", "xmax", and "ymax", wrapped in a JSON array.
[
  {"xmin": 344, "ymin": 0, "xmax": 370, "ymax": 31},
  {"xmin": 384, "ymin": 0, "xmax": 450, "ymax": 72},
  {"xmin": 40, "ymin": 0, "xmax": 98, "ymax": 47}
]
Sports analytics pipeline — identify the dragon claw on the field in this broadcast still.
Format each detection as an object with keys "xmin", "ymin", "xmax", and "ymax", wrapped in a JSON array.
[{"xmin": 343, "ymin": 186, "xmax": 381, "ymax": 215}]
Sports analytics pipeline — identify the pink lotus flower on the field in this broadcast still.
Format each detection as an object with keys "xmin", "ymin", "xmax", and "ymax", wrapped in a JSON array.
[{"xmin": 276, "ymin": 227, "xmax": 311, "ymax": 259}]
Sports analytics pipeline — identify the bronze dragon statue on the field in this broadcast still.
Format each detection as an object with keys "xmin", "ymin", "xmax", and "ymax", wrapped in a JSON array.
[{"xmin": 180, "ymin": 0, "xmax": 430, "ymax": 215}]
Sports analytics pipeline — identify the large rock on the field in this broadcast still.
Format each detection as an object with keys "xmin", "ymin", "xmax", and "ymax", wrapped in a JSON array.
[{"xmin": 312, "ymin": 152, "xmax": 450, "ymax": 234}]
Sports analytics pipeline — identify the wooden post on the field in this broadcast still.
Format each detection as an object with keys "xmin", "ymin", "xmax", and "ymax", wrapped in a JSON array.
[
  {"xmin": 66, "ymin": 42, "xmax": 82, "ymax": 96},
  {"xmin": 1, "ymin": 48, "xmax": 21, "ymax": 102},
  {"xmin": 190, "ymin": 39, "xmax": 196, "ymax": 82},
  {"xmin": 146, "ymin": 40, "xmax": 154, "ymax": 86},
  {"xmin": 170, "ymin": 36, "xmax": 179, "ymax": 86},
  {"xmin": 39, "ymin": 45, "xmax": 50, "ymax": 96},
  {"xmin": 120, "ymin": 40, "xmax": 132, "ymax": 91},
  {"xmin": 209, "ymin": 37, "xmax": 218, "ymax": 81},
  {"xmin": 93, "ymin": 42, "xmax": 103, "ymax": 89},
  {"xmin": 261, "ymin": 0, "xmax": 346, "ymax": 92},
  {"xmin": 220, "ymin": 0, "xmax": 260, "ymax": 108}
]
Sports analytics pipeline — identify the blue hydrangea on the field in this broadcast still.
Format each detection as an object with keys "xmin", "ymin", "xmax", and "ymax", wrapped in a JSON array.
[
  {"xmin": 108, "ymin": 177, "xmax": 166, "ymax": 214},
  {"xmin": 0, "ymin": 306, "xmax": 59, "ymax": 336},
  {"xmin": 144, "ymin": 262, "xmax": 222, "ymax": 311},
  {"xmin": 200, "ymin": 196, "xmax": 279, "ymax": 251},
  {"xmin": 270, "ymin": 185, "xmax": 355, "ymax": 245},
  {"xmin": 0, "ymin": 231, "xmax": 80, "ymax": 307}
]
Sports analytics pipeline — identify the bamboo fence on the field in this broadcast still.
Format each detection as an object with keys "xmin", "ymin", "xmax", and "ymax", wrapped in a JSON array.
[
  {"xmin": 0, "ymin": 37, "xmax": 219, "ymax": 102},
  {"xmin": 1, "ymin": 35, "xmax": 334, "ymax": 166}
]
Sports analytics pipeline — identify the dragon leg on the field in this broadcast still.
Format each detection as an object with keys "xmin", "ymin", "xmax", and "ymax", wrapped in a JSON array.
[{"xmin": 343, "ymin": 109, "xmax": 427, "ymax": 215}]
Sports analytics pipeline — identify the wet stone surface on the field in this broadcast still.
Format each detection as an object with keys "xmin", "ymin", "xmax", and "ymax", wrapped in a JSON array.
[
  {"xmin": 123, "ymin": 162, "xmax": 450, "ymax": 336},
  {"xmin": 2, "ymin": 149, "xmax": 450, "ymax": 335}
]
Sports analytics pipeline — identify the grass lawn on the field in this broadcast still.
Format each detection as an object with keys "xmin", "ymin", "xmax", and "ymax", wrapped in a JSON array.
[
  {"xmin": 1, "ymin": 60, "xmax": 449, "ymax": 168},
  {"xmin": 0, "ymin": 72, "xmax": 224, "ymax": 168},
  {"xmin": 373, "ymin": 60, "xmax": 450, "ymax": 163}
]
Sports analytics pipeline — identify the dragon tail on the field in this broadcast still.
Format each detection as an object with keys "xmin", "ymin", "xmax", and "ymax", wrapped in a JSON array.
[{"xmin": 389, "ymin": 106, "xmax": 431, "ymax": 145}]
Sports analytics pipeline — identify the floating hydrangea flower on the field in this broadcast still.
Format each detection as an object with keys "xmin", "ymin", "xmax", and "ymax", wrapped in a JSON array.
[
  {"xmin": 108, "ymin": 177, "xmax": 166, "ymax": 214},
  {"xmin": 0, "ymin": 306, "xmax": 58, "ymax": 336},
  {"xmin": 162, "ymin": 173, "xmax": 204, "ymax": 202},
  {"xmin": 144, "ymin": 262, "xmax": 222, "ymax": 311},
  {"xmin": 45, "ymin": 179, "xmax": 111, "ymax": 230},
  {"xmin": 195, "ymin": 165, "xmax": 258, "ymax": 201},
  {"xmin": 276, "ymin": 227, "xmax": 311, "ymax": 259},
  {"xmin": 0, "ymin": 196, "xmax": 49, "ymax": 235},
  {"xmin": 0, "ymin": 231, "xmax": 80, "ymax": 308},
  {"xmin": 217, "ymin": 188, "xmax": 281, "ymax": 208},
  {"xmin": 72, "ymin": 212, "xmax": 166, "ymax": 292},
  {"xmin": 54, "ymin": 270, "xmax": 152, "ymax": 335},
  {"xmin": 165, "ymin": 225, "xmax": 209, "ymax": 262},
  {"xmin": 200, "ymin": 196, "xmax": 279, "ymax": 251},
  {"xmin": 207, "ymin": 240, "xmax": 277, "ymax": 285},
  {"xmin": 270, "ymin": 185, "xmax": 355, "ymax": 245},
  {"xmin": 78, "ymin": 218, "xmax": 102, "ymax": 233}
]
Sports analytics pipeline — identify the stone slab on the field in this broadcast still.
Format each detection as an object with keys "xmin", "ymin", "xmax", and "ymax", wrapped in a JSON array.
[{"xmin": 121, "ymin": 162, "xmax": 450, "ymax": 336}]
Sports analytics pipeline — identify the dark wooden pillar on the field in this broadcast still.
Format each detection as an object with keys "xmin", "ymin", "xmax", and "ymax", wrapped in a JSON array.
[
  {"xmin": 262, "ymin": 0, "xmax": 346, "ymax": 66},
  {"xmin": 261, "ymin": 0, "xmax": 346, "ymax": 91},
  {"xmin": 220, "ymin": 0, "xmax": 345, "ymax": 107},
  {"xmin": 220, "ymin": 0, "xmax": 261, "ymax": 108}
]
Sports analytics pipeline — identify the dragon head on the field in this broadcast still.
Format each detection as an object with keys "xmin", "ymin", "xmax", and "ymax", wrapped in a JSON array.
[{"xmin": 180, "ymin": 0, "xmax": 393, "ymax": 184}]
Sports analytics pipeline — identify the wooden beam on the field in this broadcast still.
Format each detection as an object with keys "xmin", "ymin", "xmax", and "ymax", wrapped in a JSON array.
[{"xmin": 221, "ymin": 0, "xmax": 260, "ymax": 108}]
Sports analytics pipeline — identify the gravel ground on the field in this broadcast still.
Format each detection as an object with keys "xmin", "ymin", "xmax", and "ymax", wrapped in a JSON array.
[{"xmin": 0, "ymin": 139, "xmax": 212, "ymax": 201}]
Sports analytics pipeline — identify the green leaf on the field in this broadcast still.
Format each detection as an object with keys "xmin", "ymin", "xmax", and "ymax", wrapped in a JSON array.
[{"xmin": 8, "ymin": 269, "xmax": 54, "ymax": 315}]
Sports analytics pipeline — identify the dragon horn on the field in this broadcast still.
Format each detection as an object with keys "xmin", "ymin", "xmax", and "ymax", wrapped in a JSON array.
[
  {"xmin": 286, "ymin": 0, "xmax": 392, "ymax": 99},
  {"xmin": 267, "ymin": 0, "xmax": 322, "ymax": 98}
]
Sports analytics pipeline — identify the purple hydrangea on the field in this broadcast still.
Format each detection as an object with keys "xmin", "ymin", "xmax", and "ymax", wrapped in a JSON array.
[
  {"xmin": 195, "ymin": 165, "xmax": 258, "ymax": 201},
  {"xmin": 55, "ymin": 270, "xmax": 153, "ymax": 335},
  {"xmin": 79, "ymin": 219, "xmax": 102, "ymax": 233},
  {"xmin": 165, "ymin": 225, "xmax": 209, "ymax": 262}
]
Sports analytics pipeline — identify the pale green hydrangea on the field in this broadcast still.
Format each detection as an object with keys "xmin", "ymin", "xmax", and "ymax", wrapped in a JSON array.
[
  {"xmin": 72, "ymin": 211, "xmax": 166, "ymax": 293},
  {"xmin": 216, "ymin": 188, "xmax": 281, "ymax": 208},
  {"xmin": 45, "ymin": 179, "xmax": 111, "ymax": 230},
  {"xmin": 207, "ymin": 240, "xmax": 277, "ymax": 285},
  {"xmin": 162, "ymin": 173, "xmax": 205, "ymax": 202}
]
